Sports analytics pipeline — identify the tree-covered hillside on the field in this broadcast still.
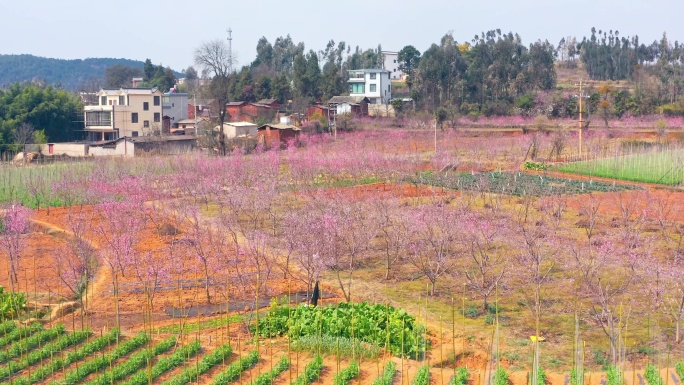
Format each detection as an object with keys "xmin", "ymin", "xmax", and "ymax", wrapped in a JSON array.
[{"xmin": 0, "ymin": 54, "xmax": 182, "ymax": 90}]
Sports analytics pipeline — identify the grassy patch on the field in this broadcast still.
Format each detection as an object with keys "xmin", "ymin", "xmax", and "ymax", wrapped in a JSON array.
[{"xmin": 555, "ymin": 148, "xmax": 684, "ymax": 185}]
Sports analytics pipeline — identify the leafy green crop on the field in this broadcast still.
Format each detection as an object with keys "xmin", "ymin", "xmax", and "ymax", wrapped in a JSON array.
[
  {"xmin": 57, "ymin": 332, "xmax": 150, "ymax": 385},
  {"xmin": 0, "ymin": 320, "xmax": 15, "ymax": 335},
  {"xmin": 292, "ymin": 355, "xmax": 324, "ymax": 385},
  {"xmin": 644, "ymin": 364, "xmax": 664, "ymax": 385},
  {"xmin": 0, "ymin": 323, "xmax": 65, "ymax": 363},
  {"xmin": 291, "ymin": 334, "xmax": 381, "ymax": 359},
  {"xmin": 6, "ymin": 329, "xmax": 121, "ymax": 385},
  {"xmin": 411, "ymin": 364, "xmax": 430, "ymax": 385},
  {"xmin": 449, "ymin": 367, "xmax": 468, "ymax": 385},
  {"xmin": 162, "ymin": 344, "xmax": 232, "ymax": 385},
  {"xmin": 211, "ymin": 350, "xmax": 259, "ymax": 385},
  {"xmin": 250, "ymin": 355, "xmax": 289, "ymax": 385},
  {"xmin": 0, "ymin": 322, "xmax": 41, "ymax": 348},
  {"xmin": 606, "ymin": 366, "xmax": 621, "ymax": 385},
  {"xmin": 493, "ymin": 367, "xmax": 508, "ymax": 385},
  {"xmin": 675, "ymin": 362, "xmax": 684, "ymax": 383},
  {"xmin": 0, "ymin": 329, "xmax": 91, "ymax": 381},
  {"xmin": 85, "ymin": 336, "xmax": 176, "ymax": 385},
  {"xmin": 536, "ymin": 367, "xmax": 547, "ymax": 385},
  {"xmin": 254, "ymin": 302, "xmax": 425, "ymax": 357},
  {"xmin": 333, "ymin": 360, "xmax": 360, "ymax": 385},
  {"xmin": 0, "ymin": 287, "xmax": 26, "ymax": 320},
  {"xmin": 120, "ymin": 340, "xmax": 201, "ymax": 385},
  {"xmin": 372, "ymin": 361, "xmax": 397, "ymax": 385}
]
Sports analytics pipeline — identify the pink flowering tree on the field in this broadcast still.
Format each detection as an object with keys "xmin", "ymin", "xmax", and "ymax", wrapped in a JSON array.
[
  {"xmin": 0, "ymin": 204, "xmax": 31, "ymax": 294},
  {"xmin": 51, "ymin": 211, "xmax": 97, "ymax": 323},
  {"xmin": 458, "ymin": 210, "xmax": 508, "ymax": 310},
  {"xmin": 94, "ymin": 200, "xmax": 147, "ymax": 329},
  {"xmin": 405, "ymin": 202, "xmax": 459, "ymax": 296},
  {"xmin": 130, "ymin": 251, "xmax": 169, "ymax": 331}
]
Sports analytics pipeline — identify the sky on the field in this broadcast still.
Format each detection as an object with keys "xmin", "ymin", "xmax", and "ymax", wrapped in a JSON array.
[{"xmin": 1, "ymin": 0, "xmax": 683, "ymax": 73}]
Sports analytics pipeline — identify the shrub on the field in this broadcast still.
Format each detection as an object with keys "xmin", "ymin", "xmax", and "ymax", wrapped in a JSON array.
[
  {"xmin": 372, "ymin": 361, "xmax": 397, "ymax": 385},
  {"xmin": 292, "ymin": 355, "xmax": 324, "ymax": 385},
  {"xmin": 0, "ymin": 287, "xmax": 26, "ymax": 320},
  {"xmin": 449, "ymin": 367, "xmax": 469, "ymax": 385},
  {"xmin": 411, "ymin": 364, "xmax": 431, "ymax": 385},
  {"xmin": 536, "ymin": 367, "xmax": 547, "ymax": 385},
  {"xmin": 211, "ymin": 350, "xmax": 259, "ymax": 385},
  {"xmin": 333, "ymin": 360, "xmax": 360, "ymax": 385},
  {"xmin": 463, "ymin": 304, "xmax": 481, "ymax": 319},
  {"xmin": 162, "ymin": 344, "xmax": 232, "ymax": 385}
]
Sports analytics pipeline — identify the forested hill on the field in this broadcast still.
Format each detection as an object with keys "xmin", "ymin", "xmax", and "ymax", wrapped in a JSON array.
[{"xmin": 0, "ymin": 54, "xmax": 180, "ymax": 90}]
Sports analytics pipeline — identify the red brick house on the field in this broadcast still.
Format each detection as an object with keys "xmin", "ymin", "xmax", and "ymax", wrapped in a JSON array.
[
  {"xmin": 226, "ymin": 101, "xmax": 278, "ymax": 123},
  {"xmin": 257, "ymin": 123, "xmax": 301, "ymax": 148}
]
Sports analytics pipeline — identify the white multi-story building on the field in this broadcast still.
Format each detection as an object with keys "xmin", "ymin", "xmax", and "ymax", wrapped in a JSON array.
[
  {"xmin": 84, "ymin": 88, "xmax": 164, "ymax": 141},
  {"xmin": 347, "ymin": 69, "xmax": 391, "ymax": 105},
  {"xmin": 382, "ymin": 51, "xmax": 404, "ymax": 80}
]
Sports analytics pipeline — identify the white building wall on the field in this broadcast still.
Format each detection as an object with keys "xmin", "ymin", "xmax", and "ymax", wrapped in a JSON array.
[
  {"xmin": 382, "ymin": 51, "xmax": 404, "ymax": 80},
  {"xmin": 88, "ymin": 140, "xmax": 134, "ymax": 157}
]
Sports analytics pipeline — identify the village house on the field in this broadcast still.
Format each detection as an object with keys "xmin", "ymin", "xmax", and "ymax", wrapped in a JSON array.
[
  {"xmin": 215, "ymin": 121, "xmax": 258, "ymax": 139},
  {"xmin": 347, "ymin": 68, "xmax": 392, "ymax": 105},
  {"xmin": 225, "ymin": 99, "xmax": 280, "ymax": 123},
  {"xmin": 257, "ymin": 123, "xmax": 301, "ymax": 148},
  {"xmin": 83, "ymin": 88, "xmax": 164, "ymax": 141},
  {"xmin": 328, "ymin": 96, "xmax": 370, "ymax": 117},
  {"xmin": 162, "ymin": 91, "xmax": 189, "ymax": 132},
  {"xmin": 382, "ymin": 51, "xmax": 405, "ymax": 80}
]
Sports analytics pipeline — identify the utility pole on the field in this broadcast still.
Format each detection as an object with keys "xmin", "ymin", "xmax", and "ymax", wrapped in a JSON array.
[
  {"xmin": 578, "ymin": 80, "xmax": 583, "ymax": 158},
  {"xmin": 227, "ymin": 28, "xmax": 233, "ymax": 73}
]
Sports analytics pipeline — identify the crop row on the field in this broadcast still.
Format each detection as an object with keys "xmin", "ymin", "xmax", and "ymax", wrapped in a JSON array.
[
  {"xmin": 372, "ymin": 361, "xmax": 397, "ymax": 385},
  {"xmin": 291, "ymin": 355, "xmax": 323, "ymax": 385},
  {"xmin": 85, "ymin": 336, "xmax": 176, "ymax": 385},
  {"xmin": 332, "ymin": 360, "xmax": 359, "ymax": 385},
  {"xmin": 4, "ymin": 329, "xmax": 120, "ymax": 385},
  {"xmin": 0, "ymin": 329, "xmax": 91, "ymax": 381},
  {"xmin": 449, "ymin": 367, "xmax": 468, "ymax": 385},
  {"xmin": 0, "ymin": 321, "xmax": 16, "ymax": 335},
  {"xmin": 0, "ymin": 324, "xmax": 65, "ymax": 364},
  {"xmin": 57, "ymin": 332, "xmax": 149, "ymax": 385},
  {"xmin": 120, "ymin": 340, "xmax": 201, "ymax": 385},
  {"xmin": 211, "ymin": 350, "xmax": 259, "ymax": 385},
  {"xmin": 251, "ymin": 355, "xmax": 289, "ymax": 385},
  {"xmin": 644, "ymin": 364, "xmax": 664, "ymax": 385},
  {"xmin": 0, "ymin": 323, "xmax": 42, "ymax": 348},
  {"xmin": 411, "ymin": 364, "xmax": 430, "ymax": 385},
  {"xmin": 676, "ymin": 362, "xmax": 684, "ymax": 383},
  {"xmin": 493, "ymin": 367, "xmax": 508, "ymax": 385},
  {"xmin": 162, "ymin": 344, "xmax": 232, "ymax": 385}
]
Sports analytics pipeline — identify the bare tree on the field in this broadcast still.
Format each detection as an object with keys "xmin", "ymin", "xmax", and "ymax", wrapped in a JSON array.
[
  {"xmin": 13, "ymin": 123, "xmax": 35, "ymax": 166},
  {"xmin": 194, "ymin": 40, "xmax": 235, "ymax": 155}
]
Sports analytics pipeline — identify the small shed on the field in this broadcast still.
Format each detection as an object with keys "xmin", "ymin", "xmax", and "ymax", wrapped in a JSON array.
[
  {"xmin": 328, "ymin": 96, "xmax": 370, "ymax": 117},
  {"xmin": 257, "ymin": 123, "xmax": 301, "ymax": 148},
  {"xmin": 216, "ymin": 121, "xmax": 258, "ymax": 139}
]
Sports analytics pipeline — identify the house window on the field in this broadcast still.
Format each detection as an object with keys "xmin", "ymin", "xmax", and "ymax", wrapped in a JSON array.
[
  {"xmin": 393, "ymin": 59, "xmax": 397, "ymax": 63},
  {"xmin": 388, "ymin": 73, "xmax": 391, "ymax": 79},
  {"xmin": 154, "ymin": 96, "xmax": 160, "ymax": 106},
  {"xmin": 154, "ymin": 113, "xmax": 160, "ymax": 122},
  {"xmin": 144, "ymin": 120, "xmax": 149, "ymax": 128},
  {"xmin": 370, "ymin": 73, "xmax": 376, "ymax": 80},
  {"xmin": 100, "ymin": 96, "xmax": 106, "ymax": 106},
  {"xmin": 118, "ymin": 95, "xmax": 125, "ymax": 105},
  {"xmin": 131, "ymin": 113, "xmax": 138, "ymax": 123},
  {"xmin": 163, "ymin": 96, "xmax": 170, "ymax": 104},
  {"xmin": 132, "ymin": 131, "xmax": 139, "ymax": 137},
  {"xmin": 143, "ymin": 102, "xmax": 149, "ymax": 111},
  {"xmin": 349, "ymin": 84, "xmax": 353, "ymax": 93},
  {"xmin": 370, "ymin": 84, "xmax": 377, "ymax": 92}
]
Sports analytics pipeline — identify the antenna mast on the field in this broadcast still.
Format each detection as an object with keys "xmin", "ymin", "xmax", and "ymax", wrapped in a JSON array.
[{"xmin": 227, "ymin": 28, "xmax": 233, "ymax": 73}]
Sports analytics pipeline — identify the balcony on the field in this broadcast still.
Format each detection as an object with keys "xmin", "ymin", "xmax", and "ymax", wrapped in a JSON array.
[{"xmin": 84, "ymin": 107, "xmax": 113, "ymax": 129}]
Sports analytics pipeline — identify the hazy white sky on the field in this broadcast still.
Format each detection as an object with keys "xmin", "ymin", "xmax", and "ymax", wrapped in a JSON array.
[{"xmin": 2, "ymin": 0, "xmax": 682, "ymax": 72}]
